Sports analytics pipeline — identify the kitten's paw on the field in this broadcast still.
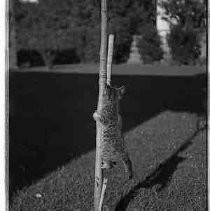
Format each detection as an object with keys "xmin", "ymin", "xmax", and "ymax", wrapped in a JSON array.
[
  {"xmin": 128, "ymin": 172, "xmax": 133, "ymax": 180},
  {"xmin": 101, "ymin": 161, "xmax": 116, "ymax": 169},
  {"xmin": 93, "ymin": 111, "xmax": 100, "ymax": 121}
]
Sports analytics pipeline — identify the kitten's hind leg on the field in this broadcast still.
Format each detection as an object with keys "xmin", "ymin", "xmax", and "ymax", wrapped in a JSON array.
[
  {"xmin": 101, "ymin": 160, "xmax": 116, "ymax": 169},
  {"xmin": 121, "ymin": 152, "xmax": 133, "ymax": 180}
]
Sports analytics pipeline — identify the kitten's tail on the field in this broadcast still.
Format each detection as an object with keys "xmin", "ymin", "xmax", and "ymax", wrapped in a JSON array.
[{"xmin": 121, "ymin": 152, "xmax": 133, "ymax": 180}]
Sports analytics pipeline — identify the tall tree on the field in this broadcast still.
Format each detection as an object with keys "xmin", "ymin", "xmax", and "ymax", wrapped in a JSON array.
[
  {"xmin": 94, "ymin": 0, "xmax": 107, "ymax": 209},
  {"xmin": 161, "ymin": 0, "xmax": 206, "ymax": 64},
  {"xmin": 160, "ymin": 0, "xmax": 206, "ymax": 30},
  {"xmin": 16, "ymin": 0, "xmax": 75, "ymax": 68},
  {"xmin": 16, "ymin": 0, "xmax": 157, "ymax": 66},
  {"xmin": 66, "ymin": 0, "xmax": 155, "ymax": 63},
  {"xmin": 9, "ymin": 0, "xmax": 18, "ymax": 69},
  {"xmin": 160, "ymin": 0, "xmax": 206, "ymax": 65}
]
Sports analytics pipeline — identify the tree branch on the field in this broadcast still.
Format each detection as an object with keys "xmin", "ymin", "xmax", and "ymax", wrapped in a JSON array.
[{"xmin": 107, "ymin": 34, "xmax": 114, "ymax": 85}]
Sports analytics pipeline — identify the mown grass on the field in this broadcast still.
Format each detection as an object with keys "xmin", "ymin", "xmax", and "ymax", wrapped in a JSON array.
[
  {"xmin": 10, "ymin": 111, "xmax": 207, "ymax": 210},
  {"xmin": 14, "ymin": 63, "xmax": 206, "ymax": 76},
  {"xmin": 9, "ymin": 69, "xmax": 206, "ymax": 196},
  {"xmin": 9, "ymin": 65, "xmax": 207, "ymax": 210}
]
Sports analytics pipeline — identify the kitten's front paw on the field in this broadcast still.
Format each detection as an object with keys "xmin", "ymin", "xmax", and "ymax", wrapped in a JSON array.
[
  {"xmin": 128, "ymin": 171, "xmax": 133, "ymax": 180},
  {"xmin": 101, "ymin": 161, "xmax": 116, "ymax": 169},
  {"xmin": 93, "ymin": 111, "xmax": 100, "ymax": 121}
]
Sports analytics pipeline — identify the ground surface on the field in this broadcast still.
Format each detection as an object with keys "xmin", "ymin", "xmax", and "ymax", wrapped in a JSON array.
[
  {"xmin": 9, "ymin": 64, "xmax": 207, "ymax": 210},
  {"xmin": 10, "ymin": 111, "xmax": 207, "ymax": 210},
  {"xmin": 13, "ymin": 63, "xmax": 206, "ymax": 76}
]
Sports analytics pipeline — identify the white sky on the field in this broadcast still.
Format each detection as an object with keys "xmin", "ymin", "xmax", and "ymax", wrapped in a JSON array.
[
  {"xmin": 156, "ymin": 3, "xmax": 170, "ymax": 31},
  {"xmin": 20, "ymin": 0, "xmax": 38, "ymax": 3}
]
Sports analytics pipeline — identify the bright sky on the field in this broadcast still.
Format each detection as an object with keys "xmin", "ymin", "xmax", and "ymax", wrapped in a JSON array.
[
  {"xmin": 156, "ymin": 4, "xmax": 170, "ymax": 31},
  {"xmin": 20, "ymin": 0, "xmax": 38, "ymax": 3}
]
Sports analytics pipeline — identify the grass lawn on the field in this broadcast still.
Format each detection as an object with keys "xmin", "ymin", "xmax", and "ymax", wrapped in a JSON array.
[
  {"xmin": 10, "ymin": 111, "xmax": 207, "ymax": 210},
  {"xmin": 9, "ymin": 65, "xmax": 207, "ymax": 210},
  {"xmin": 14, "ymin": 63, "xmax": 206, "ymax": 76}
]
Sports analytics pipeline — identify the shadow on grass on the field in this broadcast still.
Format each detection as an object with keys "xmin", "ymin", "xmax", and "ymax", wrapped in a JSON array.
[
  {"xmin": 115, "ymin": 126, "xmax": 206, "ymax": 211},
  {"xmin": 9, "ymin": 71, "xmax": 206, "ymax": 197}
]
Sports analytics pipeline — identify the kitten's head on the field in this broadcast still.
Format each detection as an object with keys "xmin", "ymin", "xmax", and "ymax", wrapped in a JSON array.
[{"xmin": 103, "ymin": 83, "xmax": 125, "ymax": 103}]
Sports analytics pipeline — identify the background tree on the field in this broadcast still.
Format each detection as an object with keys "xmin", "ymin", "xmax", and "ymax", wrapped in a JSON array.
[
  {"xmin": 16, "ymin": 0, "xmax": 158, "ymax": 66},
  {"xmin": 137, "ymin": 25, "xmax": 163, "ymax": 64},
  {"xmin": 168, "ymin": 25, "xmax": 201, "ymax": 65},
  {"xmin": 160, "ymin": 0, "xmax": 206, "ymax": 29},
  {"xmin": 16, "ymin": 0, "xmax": 76, "ymax": 68},
  {"xmin": 129, "ymin": 0, "xmax": 156, "ymax": 33},
  {"xmin": 9, "ymin": 0, "xmax": 18, "ymax": 69},
  {"xmin": 107, "ymin": 0, "xmax": 134, "ymax": 63},
  {"xmin": 69, "ymin": 0, "xmax": 101, "ymax": 63},
  {"xmin": 160, "ymin": 0, "xmax": 206, "ymax": 65},
  {"xmin": 108, "ymin": 0, "xmax": 157, "ymax": 63},
  {"xmin": 70, "ymin": 0, "xmax": 135, "ymax": 63}
]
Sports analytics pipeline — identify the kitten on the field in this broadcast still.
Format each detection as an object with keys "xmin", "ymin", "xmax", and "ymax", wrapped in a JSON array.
[{"xmin": 93, "ymin": 84, "xmax": 133, "ymax": 179}]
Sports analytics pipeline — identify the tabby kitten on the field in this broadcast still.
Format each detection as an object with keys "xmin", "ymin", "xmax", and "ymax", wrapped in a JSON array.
[{"xmin": 93, "ymin": 84, "xmax": 133, "ymax": 179}]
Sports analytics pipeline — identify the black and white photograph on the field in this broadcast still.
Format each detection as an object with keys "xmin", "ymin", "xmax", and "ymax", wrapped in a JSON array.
[{"xmin": 7, "ymin": 0, "xmax": 207, "ymax": 210}]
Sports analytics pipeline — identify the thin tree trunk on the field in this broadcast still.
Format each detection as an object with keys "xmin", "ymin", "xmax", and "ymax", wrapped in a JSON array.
[
  {"xmin": 40, "ymin": 50, "xmax": 54, "ymax": 70},
  {"xmin": 9, "ymin": 0, "xmax": 18, "ymax": 69},
  {"xmin": 94, "ymin": 0, "xmax": 108, "ymax": 210}
]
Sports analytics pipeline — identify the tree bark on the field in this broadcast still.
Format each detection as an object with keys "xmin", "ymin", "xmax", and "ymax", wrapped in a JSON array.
[{"xmin": 94, "ymin": 0, "xmax": 108, "ymax": 210}]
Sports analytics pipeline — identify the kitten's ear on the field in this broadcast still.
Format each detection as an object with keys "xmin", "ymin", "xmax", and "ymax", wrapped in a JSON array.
[{"xmin": 118, "ymin": 86, "xmax": 126, "ymax": 98}]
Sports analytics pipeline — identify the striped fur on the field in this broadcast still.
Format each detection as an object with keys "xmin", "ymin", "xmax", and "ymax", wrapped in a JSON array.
[{"xmin": 93, "ymin": 84, "xmax": 133, "ymax": 179}]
